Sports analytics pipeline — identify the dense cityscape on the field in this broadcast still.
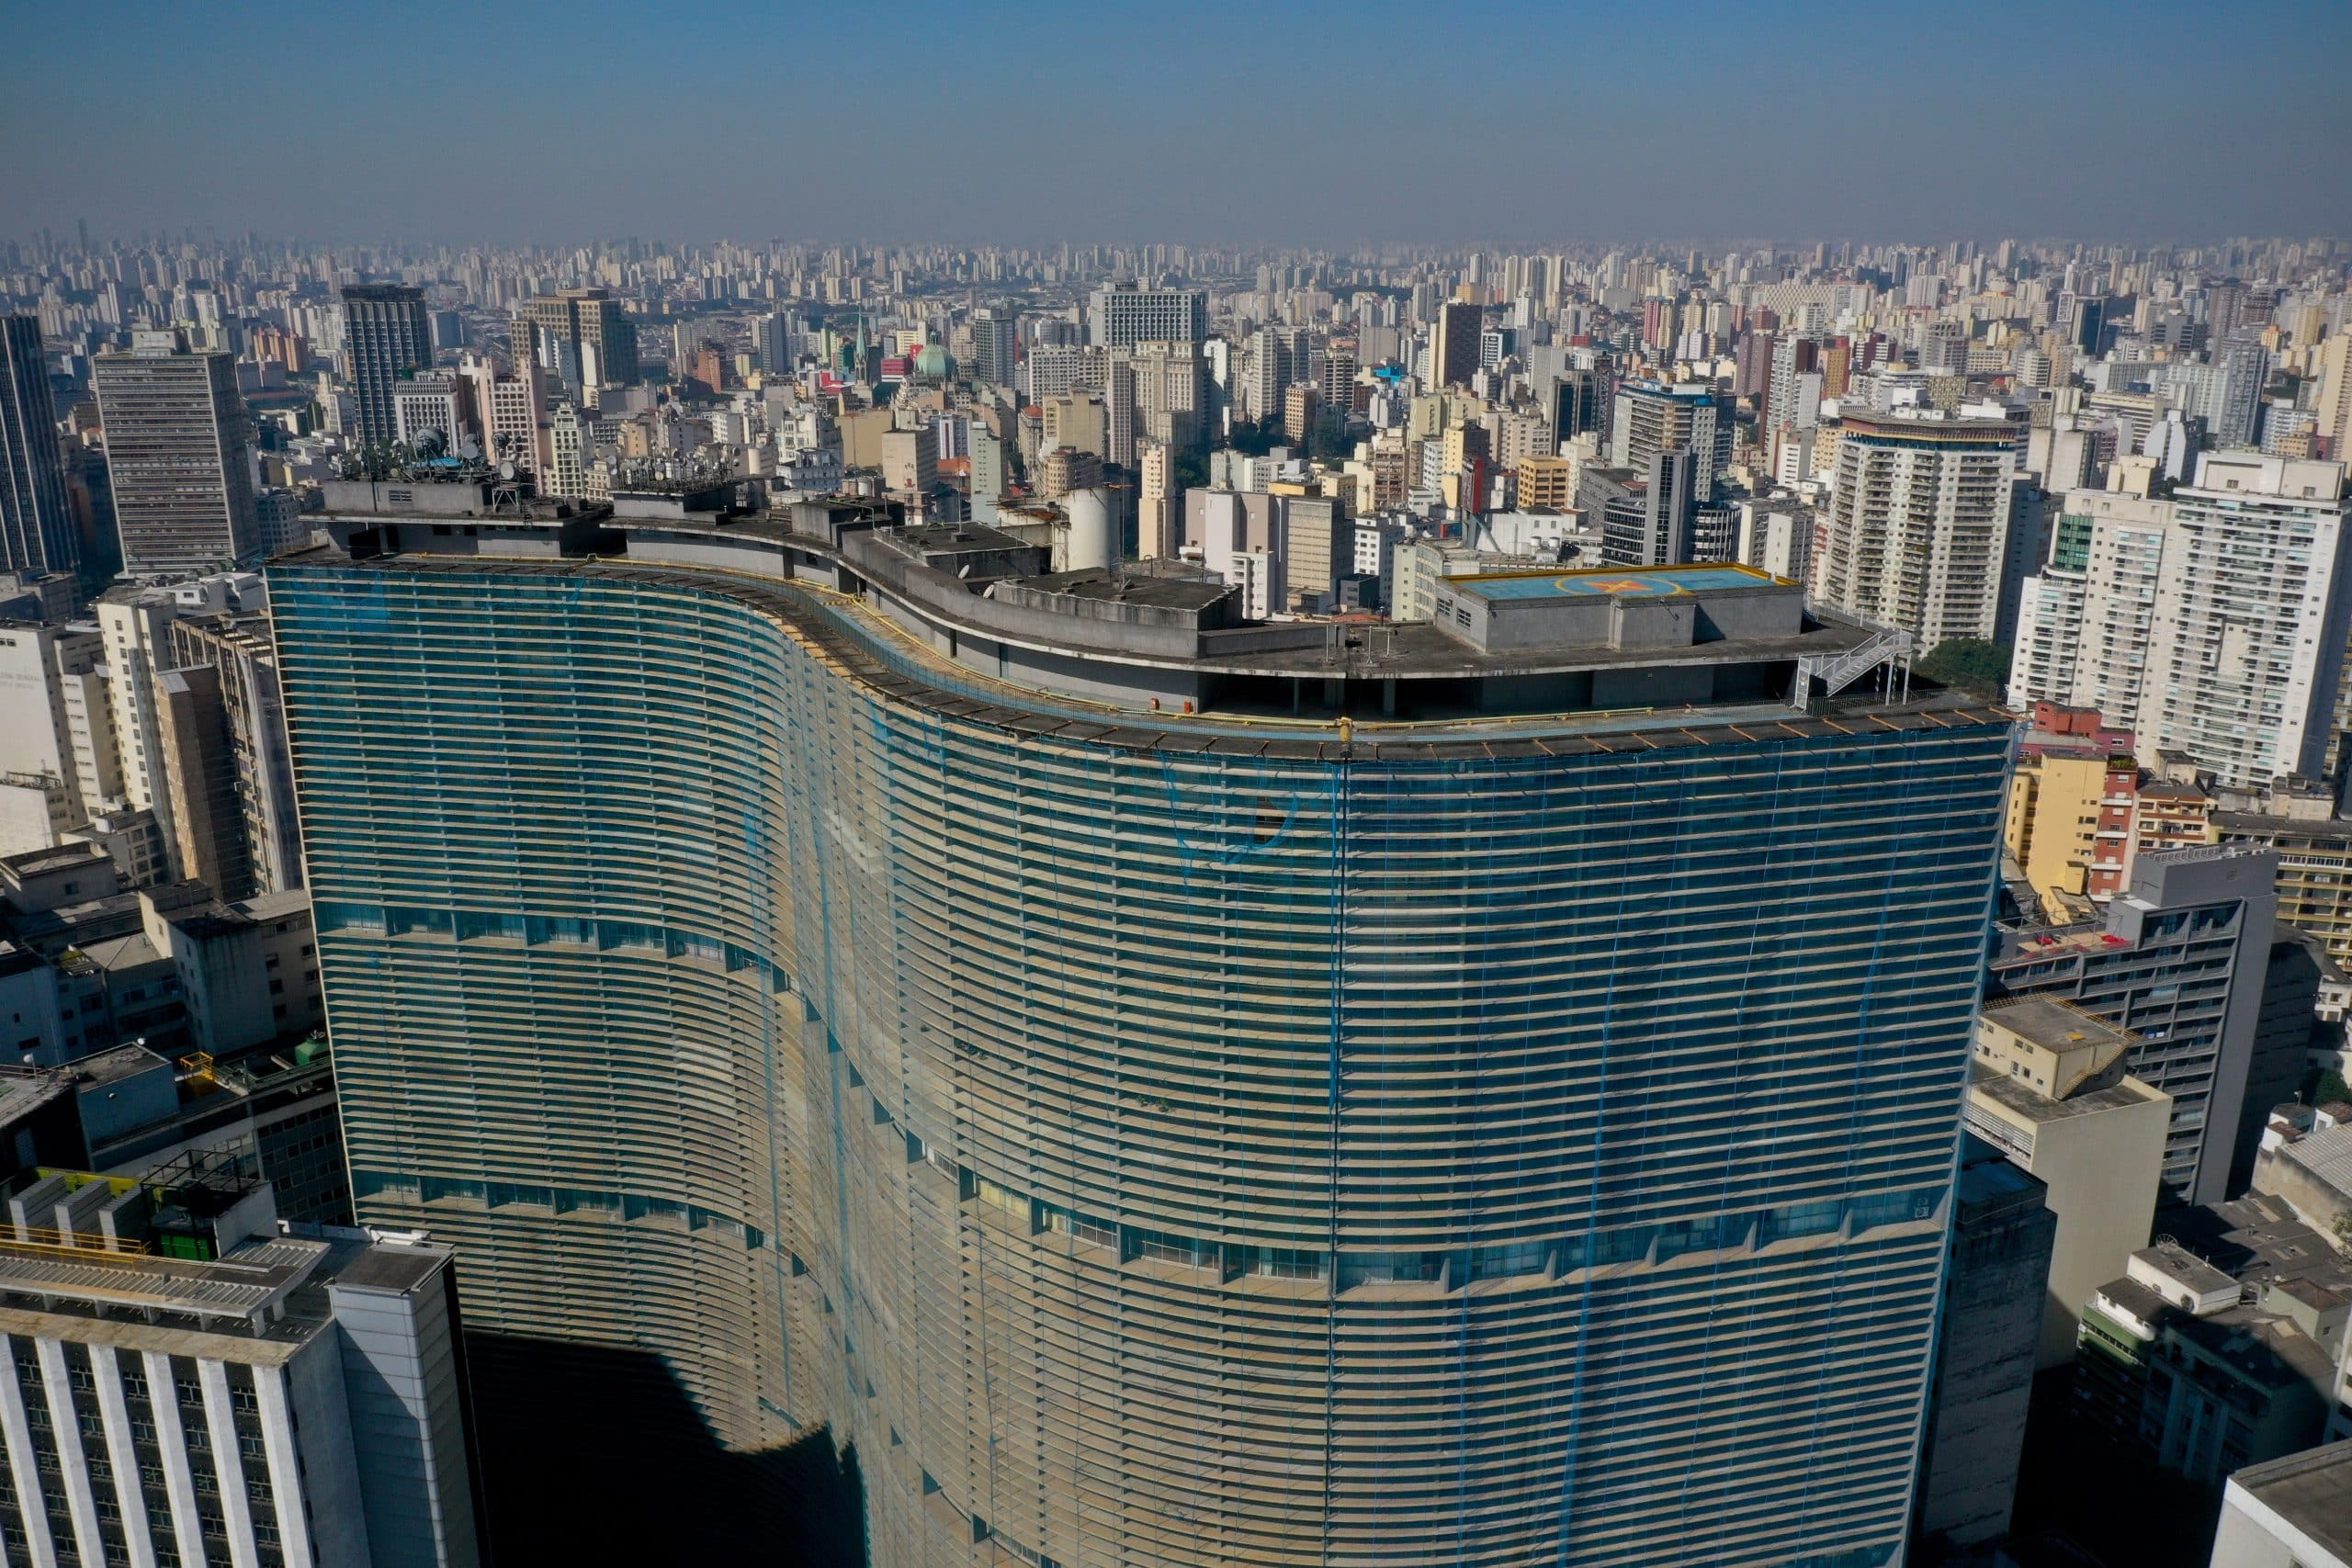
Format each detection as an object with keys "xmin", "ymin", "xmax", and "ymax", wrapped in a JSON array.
[{"xmin": 2, "ymin": 215, "xmax": 2351, "ymax": 1566}]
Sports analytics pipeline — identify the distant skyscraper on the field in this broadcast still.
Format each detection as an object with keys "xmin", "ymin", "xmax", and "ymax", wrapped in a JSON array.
[
  {"xmin": 93, "ymin": 332, "xmax": 261, "ymax": 574},
  {"xmin": 274, "ymin": 502, "xmax": 2012, "ymax": 1564},
  {"xmin": 1086, "ymin": 281, "xmax": 1206, "ymax": 351},
  {"xmin": 1611, "ymin": 378, "xmax": 1732, "ymax": 501},
  {"xmin": 338, "ymin": 285, "xmax": 432, "ymax": 447},
  {"xmin": 0, "ymin": 314, "xmax": 77, "ymax": 576},
  {"xmin": 970, "ymin": 307, "xmax": 1020, "ymax": 388},
  {"xmin": 514, "ymin": 287, "xmax": 638, "ymax": 391},
  {"xmin": 1431, "ymin": 299, "xmax": 1481, "ymax": 388},
  {"xmin": 754, "ymin": 310, "xmax": 800, "ymax": 376},
  {"xmin": 1815, "ymin": 409, "xmax": 2021, "ymax": 648}
]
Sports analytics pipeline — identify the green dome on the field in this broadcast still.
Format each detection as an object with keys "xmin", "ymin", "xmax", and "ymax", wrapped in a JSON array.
[{"xmin": 914, "ymin": 343, "xmax": 954, "ymax": 378}]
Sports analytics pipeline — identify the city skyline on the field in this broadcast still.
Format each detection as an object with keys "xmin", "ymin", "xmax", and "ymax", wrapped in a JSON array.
[
  {"xmin": 8, "ymin": 84, "xmax": 2352, "ymax": 1562},
  {"xmin": 6, "ymin": 0, "xmax": 2350, "ymax": 247}
]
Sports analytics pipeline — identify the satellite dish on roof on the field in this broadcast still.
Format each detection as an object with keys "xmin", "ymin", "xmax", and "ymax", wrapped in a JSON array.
[
  {"xmin": 458, "ymin": 436, "xmax": 482, "ymax": 462},
  {"xmin": 500, "ymin": 460, "xmax": 517, "ymax": 480}
]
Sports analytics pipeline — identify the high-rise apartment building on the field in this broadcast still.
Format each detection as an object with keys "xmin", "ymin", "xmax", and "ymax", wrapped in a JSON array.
[
  {"xmin": 273, "ymin": 497, "xmax": 2011, "ymax": 1566},
  {"xmin": 2008, "ymin": 485, "xmax": 2169, "ymax": 721},
  {"xmin": 514, "ymin": 288, "xmax": 639, "ymax": 390},
  {"xmin": 1086, "ymin": 282, "xmax": 1206, "ymax": 350},
  {"xmin": 2018, "ymin": 456, "xmax": 2352, "ymax": 789},
  {"xmin": 2145, "ymin": 454, "xmax": 2351, "ymax": 788},
  {"xmin": 1430, "ymin": 299, "xmax": 1482, "ymax": 389},
  {"xmin": 337, "ymin": 285, "xmax": 432, "ymax": 448},
  {"xmin": 1814, "ymin": 409, "xmax": 2020, "ymax": 648},
  {"xmin": 0, "ymin": 315, "xmax": 77, "ymax": 578},
  {"xmin": 1610, "ymin": 379, "xmax": 1732, "ymax": 501},
  {"xmin": 93, "ymin": 333, "xmax": 262, "ymax": 575}
]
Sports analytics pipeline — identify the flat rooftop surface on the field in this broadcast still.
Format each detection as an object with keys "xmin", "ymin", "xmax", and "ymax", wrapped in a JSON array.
[
  {"xmin": 1456, "ymin": 564, "xmax": 1784, "ymax": 601},
  {"xmin": 2233, "ymin": 1439, "xmax": 2352, "ymax": 1556},
  {"xmin": 1984, "ymin": 994, "xmax": 2135, "ymax": 1053}
]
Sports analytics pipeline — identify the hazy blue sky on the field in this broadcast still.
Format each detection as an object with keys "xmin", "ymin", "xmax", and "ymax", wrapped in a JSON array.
[{"xmin": 6, "ymin": 0, "xmax": 2348, "ymax": 247}]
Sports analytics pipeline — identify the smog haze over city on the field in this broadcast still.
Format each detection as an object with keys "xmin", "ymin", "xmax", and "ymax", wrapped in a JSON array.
[{"xmin": 6, "ymin": 0, "xmax": 2351, "ymax": 245}]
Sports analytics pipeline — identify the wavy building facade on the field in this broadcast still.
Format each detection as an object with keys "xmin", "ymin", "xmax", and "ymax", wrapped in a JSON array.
[{"xmin": 270, "ymin": 486, "xmax": 2012, "ymax": 1567}]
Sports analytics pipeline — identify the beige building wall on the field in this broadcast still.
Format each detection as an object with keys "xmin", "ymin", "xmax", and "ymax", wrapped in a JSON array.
[{"xmin": 1969, "ymin": 1069, "xmax": 2171, "ymax": 1367}]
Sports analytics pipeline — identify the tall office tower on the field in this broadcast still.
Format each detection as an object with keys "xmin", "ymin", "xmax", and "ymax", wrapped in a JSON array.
[
  {"xmin": 1103, "ymin": 355, "xmax": 1137, "ymax": 468},
  {"xmin": 0, "ymin": 315, "xmax": 77, "ymax": 577},
  {"xmin": 1610, "ymin": 378, "xmax": 1732, "ymax": 502},
  {"xmin": 1990, "ymin": 847, "xmax": 2281, "ymax": 1205},
  {"xmin": 1430, "ymin": 299, "xmax": 1481, "ymax": 388},
  {"xmin": 1597, "ymin": 446, "xmax": 1696, "ymax": 566},
  {"xmin": 92, "ymin": 332, "xmax": 262, "ymax": 574},
  {"xmin": 514, "ymin": 288, "xmax": 639, "ymax": 390},
  {"xmin": 2212, "ymin": 333, "xmax": 2272, "ymax": 450},
  {"xmin": 971, "ymin": 307, "xmax": 1020, "ymax": 388},
  {"xmin": 338, "ymin": 284, "xmax": 432, "ymax": 447},
  {"xmin": 2068, "ymin": 295, "xmax": 2108, "ymax": 356},
  {"xmin": 1814, "ymin": 409, "xmax": 2021, "ymax": 648},
  {"xmin": 1318, "ymin": 347, "xmax": 1357, "ymax": 414},
  {"xmin": 274, "ymin": 499, "xmax": 2013, "ymax": 1566},
  {"xmin": 754, "ymin": 310, "xmax": 795, "ymax": 376},
  {"xmin": 1086, "ymin": 282, "xmax": 1206, "ymax": 350},
  {"xmin": 0, "ymin": 1166, "xmax": 484, "ymax": 1568},
  {"xmin": 1549, "ymin": 366, "xmax": 1606, "ymax": 441}
]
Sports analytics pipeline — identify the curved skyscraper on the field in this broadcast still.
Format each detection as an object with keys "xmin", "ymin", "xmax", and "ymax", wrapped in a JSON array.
[{"xmin": 272, "ymin": 491, "xmax": 2012, "ymax": 1566}]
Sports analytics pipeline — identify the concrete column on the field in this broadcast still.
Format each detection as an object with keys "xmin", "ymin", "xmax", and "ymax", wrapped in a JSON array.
[
  {"xmin": 0, "ymin": 1337, "xmax": 57, "ymax": 1568},
  {"xmin": 140, "ymin": 1351, "xmax": 202, "ymax": 1562},
  {"xmin": 89, "ymin": 1346, "xmax": 157, "ymax": 1568},
  {"xmin": 31, "ymin": 1340, "xmax": 103, "ymax": 1567},
  {"xmin": 197, "ymin": 1358, "xmax": 259, "ymax": 1568},
  {"xmin": 251, "ymin": 1365, "xmax": 314, "ymax": 1568}
]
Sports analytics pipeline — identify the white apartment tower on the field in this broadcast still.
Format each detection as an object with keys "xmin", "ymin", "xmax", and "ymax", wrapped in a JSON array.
[
  {"xmin": 2146, "ymin": 454, "xmax": 2352, "ymax": 787},
  {"xmin": 2010, "ymin": 454, "xmax": 2352, "ymax": 789},
  {"xmin": 1815, "ymin": 409, "xmax": 2021, "ymax": 646},
  {"xmin": 2008, "ymin": 486, "xmax": 2168, "ymax": 722}
]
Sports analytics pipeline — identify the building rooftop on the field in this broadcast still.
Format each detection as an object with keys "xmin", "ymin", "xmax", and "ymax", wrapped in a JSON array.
[
  {"xmin": 1981, "ymin": 994, "xmax": 2135, "ymax": 1057},
  {"xmin": 286, "ymin": 499, "xmax": 2007, "ymax": 745},
  {"xmin": 1449, "ymin": 563, "xmax": 1786, "ymax": 602},
  {"xmin": 1969, "ymin": 1061, "xmax": 2164, "ymax": 1127},
  {"xmin": 2272, "ymin": 1123, "xmax": 2352, "ymax": 1201},
  {"xmin": 2230, "ymin": 1440, "xmax": 2352, "ymax": 1559}
]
